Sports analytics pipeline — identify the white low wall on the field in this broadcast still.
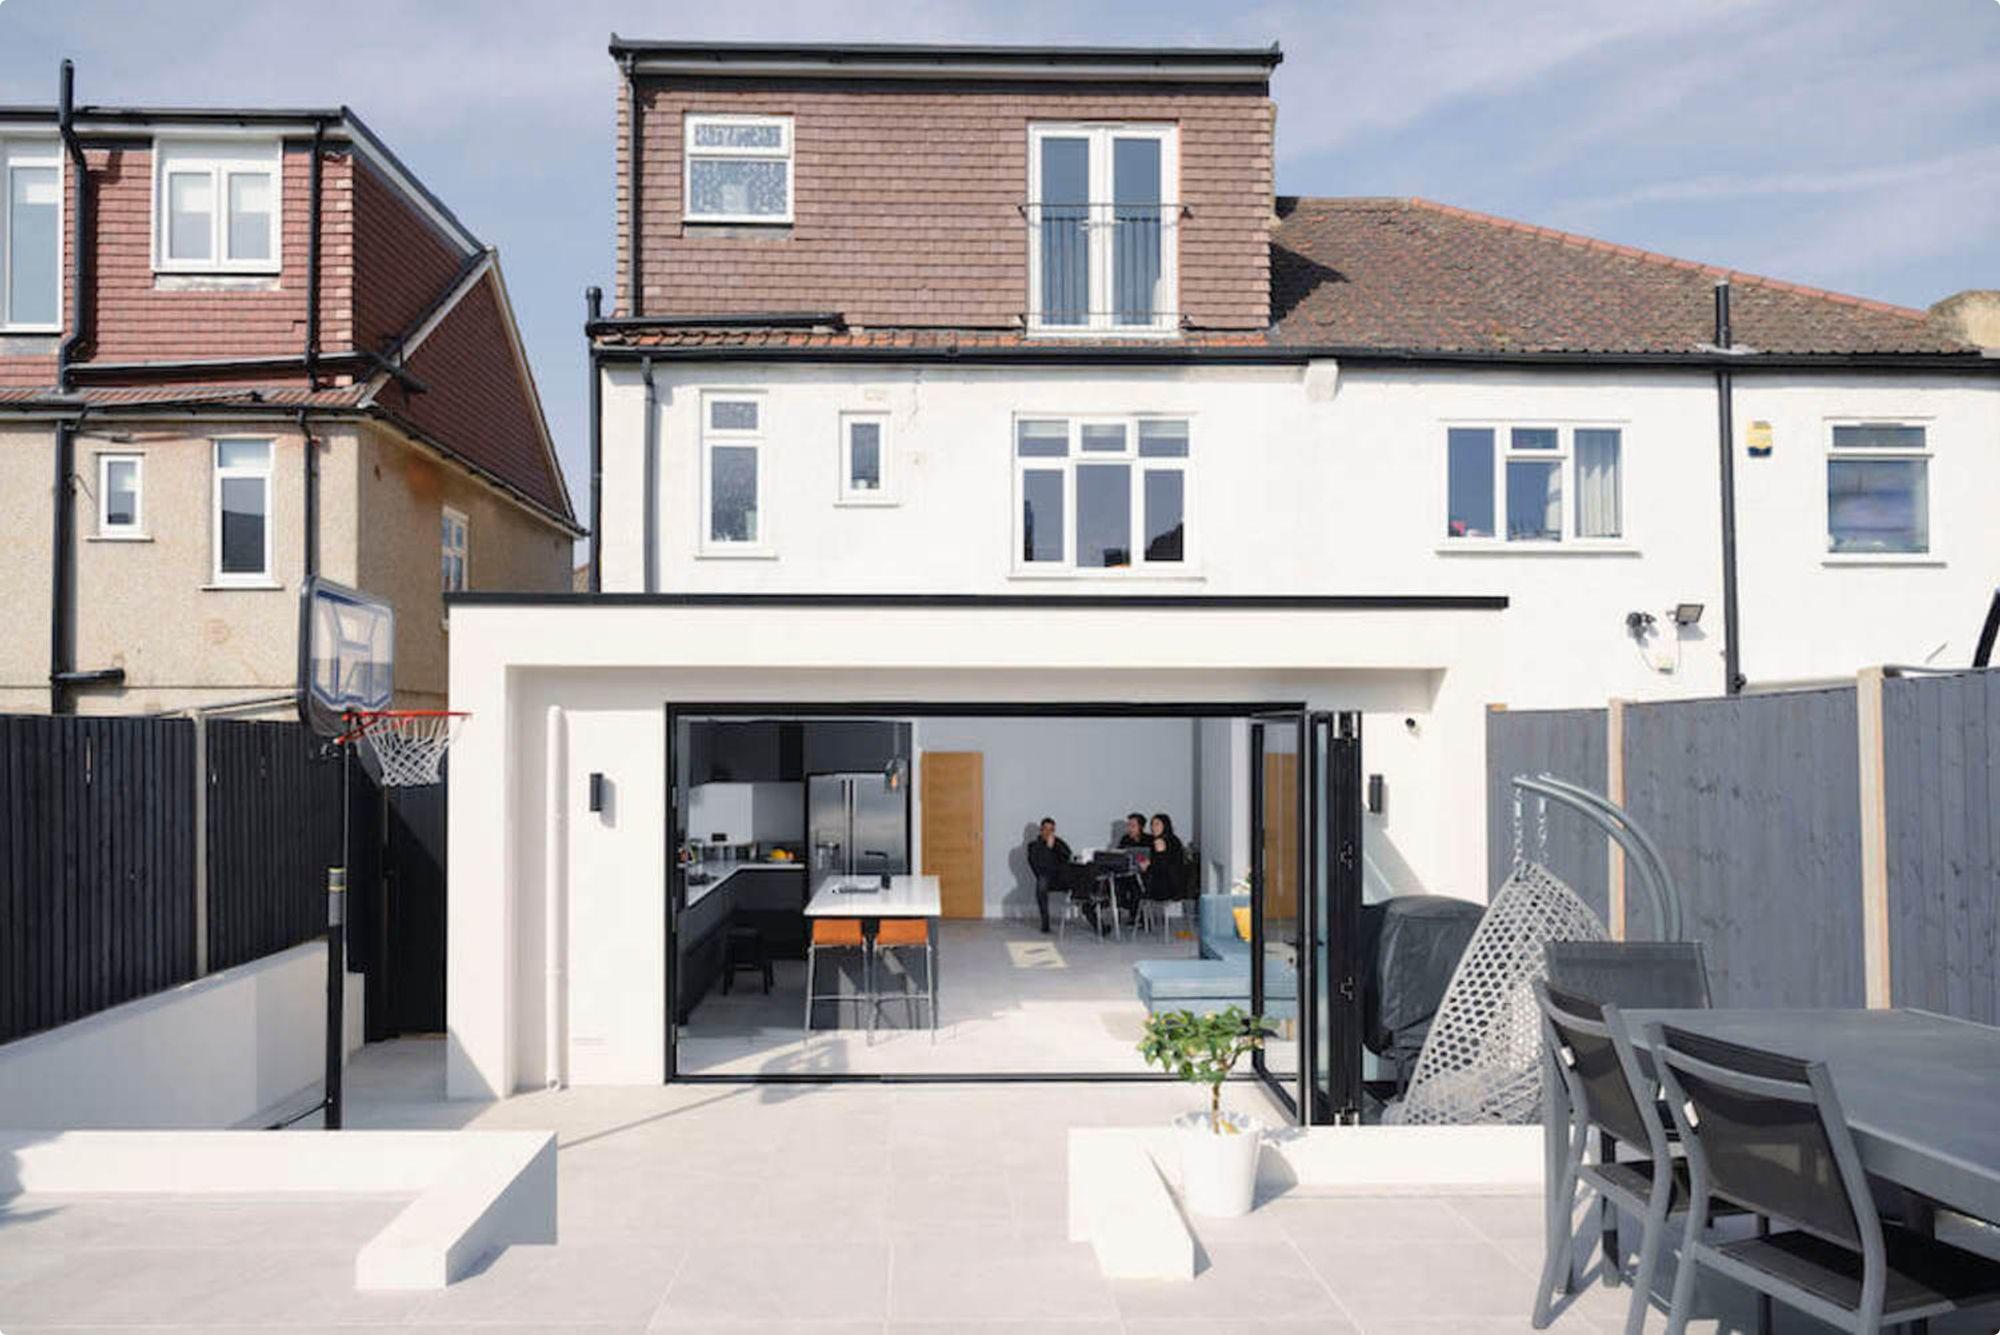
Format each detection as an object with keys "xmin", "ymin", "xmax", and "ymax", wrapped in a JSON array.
[{"xmin": 0, "ymin": 943, "xmax": 364, "ymax": 1129}]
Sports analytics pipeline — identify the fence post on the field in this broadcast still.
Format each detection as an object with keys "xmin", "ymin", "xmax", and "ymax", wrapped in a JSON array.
[
  {"xmin": 1855, "ymin": 667, "xmax": 1891, "ymax": 1008},
  {"xmin": 191, "ymin": 712, "xmax": 209, "ymax": 977},
  {"xmin": 1606, "ymin": 698, "xmax": 1627, "ymax": 941}
]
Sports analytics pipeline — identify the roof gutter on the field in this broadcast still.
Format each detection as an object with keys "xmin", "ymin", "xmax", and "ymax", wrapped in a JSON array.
[{"xmin": 67, "ymin": 350, "xmax": 425, "ymax": 393}]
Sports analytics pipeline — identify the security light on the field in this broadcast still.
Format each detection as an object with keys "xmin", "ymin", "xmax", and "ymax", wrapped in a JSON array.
[{"xmin": 1672, "ymin": 603, "xmax": 1705, "ymax": 627}]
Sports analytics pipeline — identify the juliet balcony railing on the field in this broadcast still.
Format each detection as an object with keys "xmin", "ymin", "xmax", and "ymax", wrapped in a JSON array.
[{"xmin": 1021, "ymin": 201, "xmax": 1184, "ymax": 334}]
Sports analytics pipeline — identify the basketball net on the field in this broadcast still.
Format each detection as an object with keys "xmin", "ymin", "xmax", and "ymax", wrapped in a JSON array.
[{"xmin": 343, "ymin": 710, "xmax": 467, "ymax": 787}]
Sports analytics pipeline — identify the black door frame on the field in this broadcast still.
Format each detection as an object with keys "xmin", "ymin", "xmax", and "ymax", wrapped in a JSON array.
[{"xmin": 661, "ymin": 699, "xmax": 1318, "ymax": 1085}]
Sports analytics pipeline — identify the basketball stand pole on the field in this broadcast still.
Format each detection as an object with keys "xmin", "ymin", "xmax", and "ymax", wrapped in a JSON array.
[{"xmin": 323, "ymin": 724, "xmax": 350, "ymax": 1131}]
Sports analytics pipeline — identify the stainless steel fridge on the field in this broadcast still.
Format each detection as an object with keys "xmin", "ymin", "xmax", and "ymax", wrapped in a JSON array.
[{"xmin": 808, "ymin": 771, "xmax": 909, "ymax": 889}]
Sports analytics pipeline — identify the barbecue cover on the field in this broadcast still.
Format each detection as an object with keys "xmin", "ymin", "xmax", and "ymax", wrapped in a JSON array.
[{"xmin": 1359, "ymin": 894, "xmax": 1485, "ymax": 1057}]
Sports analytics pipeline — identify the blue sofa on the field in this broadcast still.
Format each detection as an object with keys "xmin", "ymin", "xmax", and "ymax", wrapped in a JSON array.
[{"xmin": 1131, "ymin": 894, "xmax": 1298, "ymax": 1019}]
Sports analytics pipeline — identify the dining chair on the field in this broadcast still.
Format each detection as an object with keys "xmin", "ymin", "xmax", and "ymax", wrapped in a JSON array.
[
  {"xmin": 872, "ymin": 917, "xmax": 937, "ymax": 1041},
  {"xmin": 1531, "ymin": 981, "xmax": 1743, "ymax": 1334},
  {"xmin": 802, "ymin": 918, "xmax": 868, "ymax": 1041},
  {"xmin": 1652, "ymin": 1023, "xmax": 2000, "ymax": 1335}
]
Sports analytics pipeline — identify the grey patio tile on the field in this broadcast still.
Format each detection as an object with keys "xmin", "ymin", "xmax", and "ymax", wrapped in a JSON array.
[
  {"xmin": 888, "ymin": 1236, "xmax": 1116, "ymax": 1323},
  {"xmin": 0, "ymin": 1198, "xmax": 135, "ymax": 1249},
  {"xmin": 1292, "ymin": 1234, "xmax": 1541, "ymax": 1327},
  {"xmin": 884, "ymin": 1170, "xmax": 1017, "ymax": 1232},
  {"xmin": 651, "ymin": 1239, "xmax": 891, "ymax": 1325},
  {"xmin": 413, "ymin": 1241, "xmax": 682, "ymax": 1326},
  {"xmin": 86, "ymin": 1195, "xmax": 410, "ymax": 1251},
  {"xmin": 1109, "ymin": 1239, "xmax": 1344, "ymax": 1323},
  {"xmin": 1442, "ymin": 1191, "xmax": 1553, "ymax": 1242},
  {"xmin": 0, "ymin": 1246, "xmax": 291, "ymax": 1325},
  {"xmin": 1264, "ymin": 1193, "xmax": 1487, "ymax": 1245},
  {"xmin": 891, "ymin": 1322, "xmax": 1119, "ymax": 1334},
  {"xmin": 171, "ymin": 1243, "xmax": 432, "ymax": 1326},
  {"xmin": 1122, "ymin": 1318, "xmax": 1358, "ymax": 1334}
]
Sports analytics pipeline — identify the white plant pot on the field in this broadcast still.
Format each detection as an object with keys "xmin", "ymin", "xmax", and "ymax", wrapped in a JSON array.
[{"xmin": 1173, "ymin": 1109, "xmax": 1263, "ymax": 1217}]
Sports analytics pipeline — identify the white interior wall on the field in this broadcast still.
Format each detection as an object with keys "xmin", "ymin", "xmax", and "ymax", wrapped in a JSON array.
[
  {"xmin": 1193, "ymin": 717, "xmax": 1250, "ymax": 893},
  {"xmin": 687, "ymin": 781, "xmax": 803, "ymax": 845},
  {"xmin": 914, "ymin": 715, "xmax": 1198, "ymax": 919}
]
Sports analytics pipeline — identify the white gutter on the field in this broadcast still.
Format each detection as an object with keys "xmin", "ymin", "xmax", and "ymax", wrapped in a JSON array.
[{"xmin": 543, "ymin": 705, "xmax": 567, "ymax": 1090}]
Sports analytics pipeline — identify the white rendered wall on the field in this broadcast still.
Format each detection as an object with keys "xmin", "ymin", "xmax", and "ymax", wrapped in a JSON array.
[
  {"xmin": 913, "ymin": 715, "xmax": 1198, "ymax": 918},
  {"xmin": 0, "ymin": 944, "xmax": 363, "ymax": 1129}
]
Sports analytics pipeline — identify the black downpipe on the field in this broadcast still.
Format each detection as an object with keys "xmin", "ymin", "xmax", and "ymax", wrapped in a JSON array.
[
  {"xmin": 304, "ymin": 119, "xmax": 326, "ymax": 388},
  {"xmin": 55, "ymin": 59, "xmax": 88, "ymax": 389},
  {"xmin": 1714, "ymin": 281, "xmax": 1745, "ymax": 695},
  {"xmin": 51, "ymin": 59, "xmax": 89, "ymax": 715},
  {"xmin": 300, "ymin": 410, "xmax": 319, "ymax": 580},
  {"xmin": 623, "ymin": 53, "xmax": 641, "ymax": 317},
  {"xmin": 586, "ymin": 287, "xmax": 604, "ymax": 592},
  {"xmin": 641, "ymin": 354, "xmax": 657, "ymax": 592},
  {"xmin": 49, "ymin": 417, "xmax": 75, "ymax": 714}
]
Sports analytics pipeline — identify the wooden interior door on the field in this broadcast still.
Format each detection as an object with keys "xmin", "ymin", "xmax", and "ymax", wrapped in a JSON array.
[
  {"xmin": 921, "ymin": 751, "xmax": 984, "ymax": 919},
  {"xmin": 1262, "ymin": 749, "xmax": 1300, "ymax": 925}
]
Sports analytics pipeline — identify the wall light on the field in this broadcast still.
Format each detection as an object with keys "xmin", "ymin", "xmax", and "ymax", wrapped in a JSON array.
[{"xmin": 1672, "ymin": 603, "xmax": 1705, "ymax": 627}]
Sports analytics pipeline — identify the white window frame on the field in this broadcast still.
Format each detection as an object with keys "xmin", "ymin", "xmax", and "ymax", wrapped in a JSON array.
[
  {"xmin": 210, "ymin": 436, "xmax": 274, "ymax": 586},
  {"xmin": 1010, "ymin": 413, "xmax": 1194, "ymax": 576},
  {"xmin": 152, "ymin": 136, "xmax": 283, "ymax": 274},
  {"xmin": 1025, "ymin": 122, "xmax": 1179, "ymax": 337},
  {"xmin": 836, "ymin": 411, "xmax": 895, "ymax": 506},
  {"xmin": 96, "ymin": 452, "xmax": 145, "ymax": 539},
  {"xmin": 1825, "ymin": 418, "xmax": 1934, "ymax": 560},
  {"xmin": 1, "ymin": 136, "xmax": 62, "ymax": 333},
  {"xmin": 682, "ymin": 114, "xmax": 794, "ymax": 225},
  {"xmin": 441, "ymin": 506, "xmax": 470, "ymax": 592},
  {"xmin": 1440, "ymin": 421, "xmax": 1630, "ymax": 549},
  {"xmin": 698, "ymin": 391, "xmax": 772, "ymax": 557}
]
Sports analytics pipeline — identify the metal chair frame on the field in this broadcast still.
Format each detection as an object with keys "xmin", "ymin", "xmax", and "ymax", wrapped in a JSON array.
[
  {"xmin": 801, "ymin": 924, "xmax": 871, "ymax": 1043},
  {"xmin": 872, "ymin": 922, "xmax": 938, "ymax": 1042}
]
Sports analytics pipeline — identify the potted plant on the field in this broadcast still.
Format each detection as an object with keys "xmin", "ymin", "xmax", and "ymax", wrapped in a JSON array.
[{"xmin": 1138, "ymin": 1005, "xmax": 1271, "ymax": 1217}]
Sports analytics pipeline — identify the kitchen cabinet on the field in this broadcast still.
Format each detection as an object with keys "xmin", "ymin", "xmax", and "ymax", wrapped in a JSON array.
[
  {"xmin": 688, "ymin": 722, "xmax": 803, "ymax": 783},
  {"xmin": 674, "ymin": 866, "xmax": 810, "ymax": 1022},
  {"xmin": 802, "ymin": 720, "xmax": 909, "ymax": 775}
]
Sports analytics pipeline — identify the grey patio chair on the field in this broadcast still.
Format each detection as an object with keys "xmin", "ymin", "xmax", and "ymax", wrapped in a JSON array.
[
  {"xmin": 1531, "ymin": 982, "xmax": 1745, "ymax": 1335},
  {"xmin": 1651, "ymin": 1023, "xmax": 2000, "ymax": 1335}
]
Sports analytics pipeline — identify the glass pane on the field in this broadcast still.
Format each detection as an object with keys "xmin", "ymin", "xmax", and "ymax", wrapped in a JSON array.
[
  {"xmin": 216, "ymin": 439, "xmax": 269, "ymax": 470},
  {"xmin": 1507, "ymin": 459, "xmax": 1563, "ymax": 541},
  {"xmin": 1257, "ymin": 720, "xmax": 1300, "ymax": 1083},
  {"xmin": 1832, "ymin": 424, "xmax": 1925, "ymax": 450},
  {"xmin": 1446, "ymin": 427, "xmax": 1494, "ymax": 538},
  {"xmin": 219, "ymin": 476, "xmax": 266, "ymax": 573},
  {"xmin": 1143, "ymin": 469, "xmax": 1184, "ymax": 562},
  {"xmin": 104, "ymin": 459, "xmax": 138, "ymax": 527},
  {"xmin": 168, "ymin": 171, "xmax": 214, "ymax": 261},
  {"xmin": 709, "ymin": 445, "xmax": 759, "ymax": 543},
  {"xmin": 692, "ymin": 120, "xmax": 784, "ymax": 150},
  {"xmin": 227, "ymin": 172, "xmax": 272, "ymax": 262},
  {"xmin": 709, "ymin": 399, "xmax": 758, "ymax": 431},
  {"xmin": 1575, "ymin": 428, "xmax": 1622, "ymax": 539},
  {"xmin": 1112, "ymin": 136, "xmax": 1163, "ymax": 326},
  {"xmin": 1076, "ymin": 462, "xmax": 1131, "ymax": 568},
  {"xmin": 688, "ymin": 159, "xmax": 789, "ymax": 218},
  {"xmin": 1080, "ymin": 423, "xmax": 1127, "ymax": 453},
  {"xmin": 7, "ymin": 165, "xmax": 59, "ymax": 325},
  {"xmin": 1021, "ymin": 468, "xmax": 1064, "ymax": 563},
  {"xmin": 1138, "ymin": 420, "xmax": 1189, "ymax": 458},
  {"xmin": 1015, "ymin": 419, "xmax": 1068, "ymax": 457},
  {"xmin": 847, "ymin": 421, "xmax": 882, "ymax": 491},
  {"xmin": 1037, "ymin": 136, "xmax": 1089, "ymax": 326},
  {"xmin": 1510, "ymin": 427, "xmax": 1559, "ymax": 451},
  {"xmin": 1829, "ymin": 458, "xmax": 1928, "ymax": 553}
]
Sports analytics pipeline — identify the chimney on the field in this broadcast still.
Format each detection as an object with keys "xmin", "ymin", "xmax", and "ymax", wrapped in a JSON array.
[{"xmin": 1928, "ymin": 290, "xmax": 2000, "ymax": 351}]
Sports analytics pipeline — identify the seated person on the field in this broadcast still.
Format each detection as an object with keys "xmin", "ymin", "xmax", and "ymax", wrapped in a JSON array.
[
  {"xmin": 1026, "ymin": 817, "xmax": 1091, "ymax": 934},
  {"xmin": 1117, "ymin": 812, "xmax": 1150, "ymax": 853},
  {"xmin": 1142, "ymin": 812, "xmax": 1187, "ymax": 902}
]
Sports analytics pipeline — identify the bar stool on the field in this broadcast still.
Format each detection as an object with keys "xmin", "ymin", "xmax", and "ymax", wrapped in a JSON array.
[
  {"xmin": 802, "ymin": 918, "xmax": 868, "ymax": 1040},
  {"xmin": 872, "ymin": 918, "xmax": 937, "ymax": 1040},
  {"xmin": 721, "ymin": 924, "xmax": 772, "ymax": 995}
]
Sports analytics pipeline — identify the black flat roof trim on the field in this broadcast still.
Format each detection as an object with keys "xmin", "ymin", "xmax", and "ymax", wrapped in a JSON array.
[
  {"xmin": 446, "ymin": 592, "xmax": 1509, "ymax": 611},
  {"xmin": 608, "ymin": 38, "xmax": 1283, "ymax": 66}
]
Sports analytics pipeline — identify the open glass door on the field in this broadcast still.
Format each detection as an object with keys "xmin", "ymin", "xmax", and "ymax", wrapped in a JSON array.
[
  {"xmin": 1310, "ymin": 712, "xmax": 1364, "ymax": 1123},
  {"xmin": 1248, "ymin": 714, "xmax": 1303, "ymax": 1117}
]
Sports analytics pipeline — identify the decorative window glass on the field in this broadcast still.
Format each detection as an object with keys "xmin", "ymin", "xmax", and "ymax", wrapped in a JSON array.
[
  {"xmin": 98, "ymin": 453, "xmax": 143, "ymax": 537},
  {"xmin": 701, "ymin": 393, "xmax": 767, "ymax": 551},
  {"xmin": 838, "ymin": 412, "xmax": 893, "ymax": 504},
  {"xmin": 441, "ymin": 507, "xmax": 469, "ymax": 591},
  {"xmin": 684, "ymin": 115, "xmax": 793, "ymax": 223},
  {"xmin": 2, "ymin": 140, "xmax": 60, "ymax": 329},
  {"xmin": 212, "ymin": 438, "xmax": 273, "ymax": 582},
  {"xmin": 1444, "ymin": 425, "xmax": 1623, "ymax": 543},
  {"xmin": 1027, "ymin": 124, "xmax": 1178, "ymax": 334},
  {"xmin": 1828, "ymin": 423, "xmax": 1929, "ymax": 554},
  {"xmin": 154, "ymin": 138, "xmax": 281, "ymax": 272},
  {"xmin": 1013, "ymin": 416, "xmax": 1190, "ymax": 572}
]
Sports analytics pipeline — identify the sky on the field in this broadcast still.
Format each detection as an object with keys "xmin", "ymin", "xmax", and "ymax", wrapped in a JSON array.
[{"xmin": 2, "ymin": 0, "xmax": 1995, "ymax": 526}]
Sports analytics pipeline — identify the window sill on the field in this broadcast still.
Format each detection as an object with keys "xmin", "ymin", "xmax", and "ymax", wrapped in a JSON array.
[
  {"xmin": 0, "ymin": 325, "xmax": 62, "ymax": 337},
  {"xmin": 202, "ymin": 579, "xmax": 284, "ymax": 591},
  {"xmin": 834, "ymin": 494, "xmax": 899, "ymax": 508},
  {"xmin": 153, "ymin": 270, "xmax": 282, "ymax": 290},
  {"xmin": 695, "ymin": 546, "xmax": 779, "ymax": 561},
  {"xmin": 1435, "ymin": 541, "xmax": 1640, "ymax": 557},
  {"xmin": 1822, "ymin": 554, "xmax": 1944, "ymax": 568},
  {"xmin": 1007, "ymin": 568, "xmax": 1206, "ymax": 583},
  {"xmin": 681, "ymin": 216, "xmax": 794, "ymax": 229},
  {"xmin": 87, "ymin": 532, "xmax": 152, "ymax": 543}
]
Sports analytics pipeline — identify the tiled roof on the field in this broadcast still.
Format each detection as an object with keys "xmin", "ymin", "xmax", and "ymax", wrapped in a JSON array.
[
  {"xmin": 0, "ymin": 383, "xmax": 369, "ymax": 408},
  {"xmin": 1269, "ymin": 197, "xmax": 1976, "ymax": 356},
  {"xmin": 592, "ymin": 326, "xmax": 1274, "ymax": 353}
]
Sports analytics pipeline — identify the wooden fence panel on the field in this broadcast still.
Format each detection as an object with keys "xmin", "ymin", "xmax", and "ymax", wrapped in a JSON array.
[{"xmin": 1485, "ymin": 707, "xmax": 1610, "ymax": 920}]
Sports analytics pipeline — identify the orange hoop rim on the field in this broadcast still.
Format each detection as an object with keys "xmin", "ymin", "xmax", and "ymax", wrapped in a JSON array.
[{"xmin": 334, "ymin": 708, "xmax": 470, "ymax": 745}]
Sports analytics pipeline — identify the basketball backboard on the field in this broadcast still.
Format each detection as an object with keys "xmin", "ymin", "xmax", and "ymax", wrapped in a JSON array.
[{"xmin": 298, "ymin": 576, "xmax": 395, "ymax": 737}]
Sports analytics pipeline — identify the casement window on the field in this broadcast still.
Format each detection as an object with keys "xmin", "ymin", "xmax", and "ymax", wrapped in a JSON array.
[
  {"xmin": 1445, "ymin": 425, "xmax": 1623, "ymax": 543},
  {"xmin": 153, "ymin": 138, "xmax": 281, "ymax": 272},
  {"xmin": 1027, "ymin": 124, "xmax": 1178, "ymax": 334},
  {"xmin": 1, "ymin": 139, "xmax": 60, "ymax": 330},
  {"xmin": 701, "ymin": 394, "xmax": 767, "ymax": 553},
  {"xmin": 212, "ymin": 438, "xmax": 273, "ymax": 583},
  {"xmin": 683, "ymin": 115, "xmax": 793, "ymax": 224},
  {"xmin": 837, "ymin": 412, "xmax": 893, "ymax": 504},
  {"xmin": 1014, "ymin": 415, "xmax": 1190, "ymax": 571},
  {"xmin": 97, "ymin": 453, "xmax": 144, "ymax": 538},
  {"xmin": 441, "ymin": 507, "xmax": 469, "ymax": 591},
  {"xmin": 1828, "ymin": 422, "xmax": 1929, "ymax": 555}
]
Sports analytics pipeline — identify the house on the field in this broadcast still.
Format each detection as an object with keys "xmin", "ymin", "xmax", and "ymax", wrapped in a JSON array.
[
  {"xmin": 440, "ymin": 40, "xmax": 2000, "ymax": 1109},
  {"xmin": 0, "ymin": 62, "xmax": 579, "ymax": 717}
]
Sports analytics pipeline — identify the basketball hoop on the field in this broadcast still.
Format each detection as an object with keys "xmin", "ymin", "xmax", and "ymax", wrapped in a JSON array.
[{"xmin": 340, "ymin": 709, "xmax": 468, "ymax": 788}]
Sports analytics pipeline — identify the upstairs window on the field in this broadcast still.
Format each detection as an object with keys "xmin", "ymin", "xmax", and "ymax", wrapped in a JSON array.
[
  {"xmin": 1445, "ymin": 425, "xmax": 1623, "ymax": 543},
  {"xmin": 701, "ymin": 393, "xmax": 768, "ymax": 553},
  {"xmin": 837, "ymin": 412, "xmax": 894, "ymax": 504},
  {"xmin": 1, "ymin": 139, "xmax": 60, "ymax": 330},
  {"xmin": 1828, "ymin": 422, "xmax": 1929, "ymax": 555},
  {"xmin": 97, "ymin": 453, "xmax": 143, "ymax": 538},
  {"xmin": 212, "ymin": 438, "xmax": 272, "ymax": 584},
  {"xmin": 1027, "ymin": 124, "xmax": 1178, "ymax": 334},
  {"xmin": 683, "ymin": 115, "xmax": 793, "ymax": 224},
  {"xmin": 1014, "ymin": 415, "xmax": 1190, "ymax": 572},
  {"xmin": 154, "ymin": 139, "xmax": 281, "ymax": 273},
  {"xmin": 441, "ymin": 507, "xmax": 469, "ymax": 591}
]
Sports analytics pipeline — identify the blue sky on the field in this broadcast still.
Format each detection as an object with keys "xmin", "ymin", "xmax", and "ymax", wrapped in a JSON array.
[{"xmin": 2, "ymin": 0, "xmax": 1995, "ymax": 519}]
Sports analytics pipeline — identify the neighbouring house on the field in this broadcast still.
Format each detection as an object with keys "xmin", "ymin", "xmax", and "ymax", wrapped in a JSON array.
[
  {"xmin": 0, "ymin": 63, "xmax": 580, "ymax": 717},
  {"xmin": 440, "ymin": 40, "xmax": 1999, "ymax": 1108}
]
